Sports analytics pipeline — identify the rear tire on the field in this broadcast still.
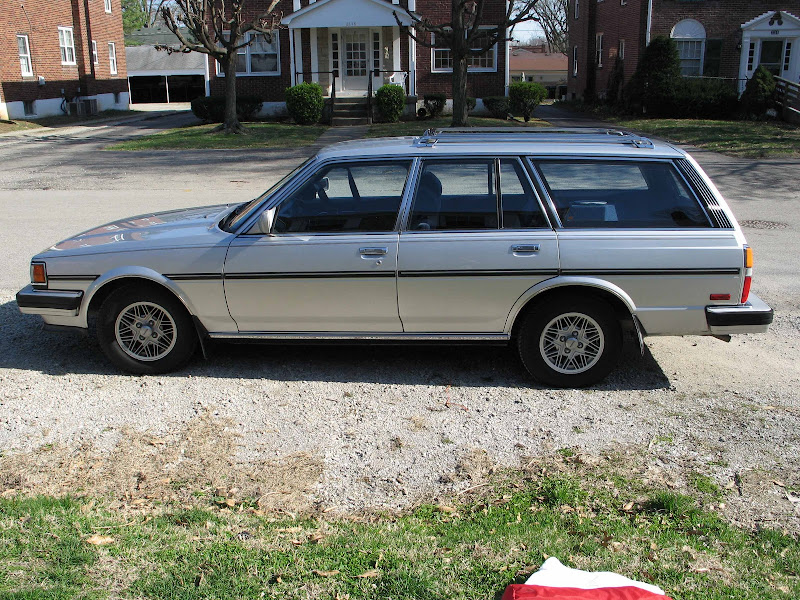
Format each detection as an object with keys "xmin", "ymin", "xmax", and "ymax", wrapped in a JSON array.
[
  {"xmin": 517, "ymin": 297, "xmax": 622, "ymax": 388},
  {"xmin": 96, "ymin": 284, "xmax": 197, "ymax": 374}
]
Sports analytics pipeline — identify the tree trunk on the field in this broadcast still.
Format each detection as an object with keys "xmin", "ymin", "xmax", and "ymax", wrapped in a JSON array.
[
  {"xmin": 451, "ymin": 56, "xmax": 469, "ymax": 127},
  {"xmin": 219, "ymin": 52, "xmax": 244, "ymax": 134}
]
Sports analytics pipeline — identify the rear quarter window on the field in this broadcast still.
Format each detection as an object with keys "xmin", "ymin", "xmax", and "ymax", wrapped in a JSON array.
[{"xmin": 534, "ymin": 160, "xmax": 712, "ymax": 229}]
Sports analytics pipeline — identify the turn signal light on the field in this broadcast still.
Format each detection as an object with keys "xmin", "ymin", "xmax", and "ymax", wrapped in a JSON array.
[
  {"xmin": 31, "ymin": 262, "xmax": 47, "ymax": 285},
  {"xmin": 741, "ymin": 246, "xmax": 752, "ymax": 304}
]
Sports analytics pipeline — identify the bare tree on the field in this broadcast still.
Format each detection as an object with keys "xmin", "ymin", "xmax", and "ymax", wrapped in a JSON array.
[
  {"xmin": 526, "ymin": 0, "xmax": 567, "ymax": 54},
  {"xmin": 397, "ymin": 1, "xmax": 539, "ymax": 127},
  {"xmin": 160, "ymin": 0, "xmax": 281, "ymax": 134},
  {"xmin": 123, "ymin": 0, "xmax": 171, "ymax": 32}
]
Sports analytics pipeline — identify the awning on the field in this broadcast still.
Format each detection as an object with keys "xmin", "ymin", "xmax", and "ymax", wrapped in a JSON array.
[{"xmin": 282, "ymin": 0, "xmax": 415, "ymax": 29}]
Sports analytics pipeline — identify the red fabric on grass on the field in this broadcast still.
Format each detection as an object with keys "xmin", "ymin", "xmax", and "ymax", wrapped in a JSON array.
[{"xmin": 501, "ymin": 584, "xmax": 673, "ymax": 600}]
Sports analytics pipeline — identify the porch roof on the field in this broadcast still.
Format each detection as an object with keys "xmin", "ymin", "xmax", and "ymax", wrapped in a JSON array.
[{"xmin": 282, "ymin": 0, "xmax": 416, "ymax": 29}]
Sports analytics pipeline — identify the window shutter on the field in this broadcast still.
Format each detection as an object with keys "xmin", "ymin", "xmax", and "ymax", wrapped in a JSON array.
[{"xmin": 703, "ymin": 39, "xmax": 722, "ymax": 77}]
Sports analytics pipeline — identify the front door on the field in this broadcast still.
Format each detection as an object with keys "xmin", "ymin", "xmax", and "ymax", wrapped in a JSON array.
[
  {"xmin": 759, "ymin": 39, "xmax": 786, "ymax": 75},
  {"xmin": 224, "ymin": 160, "xmax": 411, "ymax": 333},
  {"xmin": 342, "ymin": 29, "xmax": 369, "ymax": 92}
]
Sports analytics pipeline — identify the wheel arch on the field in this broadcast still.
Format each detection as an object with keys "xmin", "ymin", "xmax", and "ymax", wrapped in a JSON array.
[
  {"xmin": 506, "ymin": 277, "xmax": 637, "ymax": 338},
  {"xmin": 80, "ymin": 268, "xmax": 198, "ymax": 328}
]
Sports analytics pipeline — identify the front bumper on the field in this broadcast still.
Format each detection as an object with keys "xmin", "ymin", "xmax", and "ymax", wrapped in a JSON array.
[
  {"xmin": 706, "ymin": 293, "xmax": 773, "ymax": 334},
  {"xmin": 16, "ymin": 284, "xmax": 83, "ymax": 316}
]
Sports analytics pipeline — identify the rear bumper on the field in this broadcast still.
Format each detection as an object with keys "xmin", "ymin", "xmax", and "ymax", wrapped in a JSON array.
[
  {"xmin": 706, "ymin": 293, "xmax": 773, "ymax": 334},
  {"xmin": 16, "ymin": 285, "xmax": 83, "ymax": 315}
]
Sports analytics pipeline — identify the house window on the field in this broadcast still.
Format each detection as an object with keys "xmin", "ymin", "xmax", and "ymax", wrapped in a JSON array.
[
  {"xmin": 373, "ymin": 32, "xmax": 380, "ymax": 76},
  {"xmin": 671, "ymin": 19, "xmax": 706, "ymax": 76},
  {"xmin": 573, "ymin": 45, "xmax": 578, "ymax": 76},
  {"xmin": 17, "ymin": 35, "xmax": 32, "ymax": 76},
  {"xmin": 223, "ymin": 32, "xmax": 280, "ymax": 75},
  {"xmin": 574, "ymin": 0, "xmax": 579, "ymax": 19},
  {"xmin": 619, "ymin": 39, "xmax": 625, "ymax": 60},
  {"xmin": 747, "ymin": 41, "xmax": 755, "ymax": 71},
  {"xmin": 595, "ymin": 34, "xmax": 603, "ymax": 67},
  {"xmin": 331, "ymin": 33, "xmax": 339, "ymax": 77},
  {"xmin": 431, "ymin": 30, "xmax": 497, "ymax": 72},
  {"xmin": 104, "ymin": 0, "xmax": 112, "ymax": 13},
  {"xmin": 92, "ymin": 40, "xmax": 99, "ymax": 65},
  {"xmin": 785, "ymin": 42, "xmax": 793, "ymax": 72},
  {"xmin": 23, "ymin": 100, "xmax": 36, "ymax": 116},
  {"xmin": 58, "ymin": 27, "xmax": 76, "ymax": 65},
  {"xmin": 109, "ymin": 42, "xmax": 117, "ymax": 75}
]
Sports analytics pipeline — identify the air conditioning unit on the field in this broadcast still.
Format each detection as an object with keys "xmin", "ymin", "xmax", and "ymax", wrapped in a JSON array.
[{"xmin": 68, "ymin": 99, "xmax": 99, "ymax": 117}]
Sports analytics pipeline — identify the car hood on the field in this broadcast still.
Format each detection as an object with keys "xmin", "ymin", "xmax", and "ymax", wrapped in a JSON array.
[{"xmin": 44, "ymin": 204, "xmax": 234, "ymax": 255}]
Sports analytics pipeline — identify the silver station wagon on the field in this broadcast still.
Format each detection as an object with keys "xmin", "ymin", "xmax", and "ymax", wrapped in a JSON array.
[{"xmin": 17, "ymin": 128, "xmax": 773, "ymax": 386}]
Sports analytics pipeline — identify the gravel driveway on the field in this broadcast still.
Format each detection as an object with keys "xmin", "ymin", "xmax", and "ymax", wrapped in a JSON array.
[{"xmin": 1, "ymin": 116, "xmax": 799, "ymax": 533}]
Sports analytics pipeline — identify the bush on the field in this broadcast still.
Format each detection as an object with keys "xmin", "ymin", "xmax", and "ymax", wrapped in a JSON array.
[
  {"xmin": 190, "ymin": 96, "xmax": 263, "ymax": 123},
  {"xmin": 375, "ymin": 84, "xmax": 405, "ymax": 122},
  {"xmin": 466, "ymin": 97, "xmax": 477, "ymax": 113},
  {"xmin": 740, "ymin": 65, "xmax": 777, "ymax": 118},
  {"xmin": 672, "ymin": 78, "xmax": 740, "ymax": 119},
  {"xmin": 423, "ymin": 93, "xmax": 446, "ymax": 117},
  {"xmin": 509, "ymin": 81, "xmax": 547, "ymax": 121},
  {"xmin": 625, "ymin": 36, "xmax": 681, "ymax": 116},
  {"xmin": 285, "ymin": 82, "xmax": 324, "ymax": 124},
  {"xmin": 482, "ymin": 96, "xmax": 510, "ymax": 119}
]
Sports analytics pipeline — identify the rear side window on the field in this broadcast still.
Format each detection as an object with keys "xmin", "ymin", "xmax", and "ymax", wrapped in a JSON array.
[{"xmin": 535, "ymin": 160, "xmax": 711, "ymax": 228}]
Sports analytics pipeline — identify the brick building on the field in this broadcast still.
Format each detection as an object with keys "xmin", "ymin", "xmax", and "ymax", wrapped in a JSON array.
[
  {"xmin": 0, "ymin": 0, "xmax": 128, "ymax": 120},
  {"xmin": 567, "ymin": 1, "xmax": 800, "ymax": 100},
  {"xmin": 199, "ymin": 0, "xmax": 510, "ymax": 115}
]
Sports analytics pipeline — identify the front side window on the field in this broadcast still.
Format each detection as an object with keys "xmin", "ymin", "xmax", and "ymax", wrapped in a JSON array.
[
  {"xmin": 432, "ymin": 31, "xmax": 497, "ymax": 72},
  {"xmin": 572, "ymin": 45, "xmax": 578, "ymax": 76},
  {"xmin": 574, "ymin": 0, "xmax": 579, "ymax": 19},
  {"xmin": 108, "ymin": 42, "xmax": 118, "ymax": 75},
  {"xmin": 535, "ymin": 160, "xmax": 711, "ymax": 228},
  {"xmin": 230, "ymin": 32, "xmax": 280, "ymax": 75},
  {"xmin": 105, "ymin": 0, "xmax": 112, "ymax": 13},
  {"xmin": 92, "ymin": 40, "xmax": 99, "ymax": 65},
  {"xmin": 595, "ymin": 33, "xmax": 603, "ymax": 67},
  {"xmin": 17, "ymin": 35, "xmax": 32, "ymax": 76},
  {"xmin": 58, "ymin": 27, "xmax": 76, "ymax": 65},
  {"xmin": 273, "ymin": 161, "xmax": 411, "ymax": 234}
]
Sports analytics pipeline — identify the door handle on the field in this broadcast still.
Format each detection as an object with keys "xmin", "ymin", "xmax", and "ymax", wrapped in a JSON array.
[
  {"xmin": 512, "ymin": 244, "xmax": 540, "ymax": 253},
  {"xmin": 359, "ymin": 247, "xmax": 388, "ymax": 256}
]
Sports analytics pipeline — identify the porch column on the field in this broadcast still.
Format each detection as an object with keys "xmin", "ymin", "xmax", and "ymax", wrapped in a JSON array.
[
  {"xmin": 392, "ymin": 27, "xmax": 401, "ymax": 81},
  {"xmin": 293, "ymin": 29, "xmax": 303, "ymax": 83},
  {"xmin": 739, "ymin": 33, "xmax": 752, "ymax": 94},
  {"xmin": 311, "ymin": 27, "xmax": 319, "ymax": 83},
  {"xmin": 409, "ymin": 32, "xmax": 416, "ymax": 96}
]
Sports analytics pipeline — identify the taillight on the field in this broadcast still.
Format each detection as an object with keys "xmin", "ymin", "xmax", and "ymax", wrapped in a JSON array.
[
  {"xmin": 741, "ymin": 246, "xmax": 752, "ymax": 303},
  {"xmin": 31, "ymin": 262, "xmax": 47, "ymax": 287}
]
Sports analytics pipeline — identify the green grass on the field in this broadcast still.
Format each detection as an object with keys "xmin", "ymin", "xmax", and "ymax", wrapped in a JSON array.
[
  {"xmin": 2, "ymin": 470, "xmax": 799, "ymax": 599},
  {"xmin": 109, "ymin": 122, "xmax": 329, "ymax": 151},
  {"xmin": 614, "ymin": 118, "xmax": 800, "ymax": 158},
  {"xmin": 366, "ymin": 116, "xmax": 550, "ymax": 138}
]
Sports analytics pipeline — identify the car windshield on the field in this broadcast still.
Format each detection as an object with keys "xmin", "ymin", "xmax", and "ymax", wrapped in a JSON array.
[{"xmin": 220, "ymin": 158, "xmax": 314, "ymax": 232}]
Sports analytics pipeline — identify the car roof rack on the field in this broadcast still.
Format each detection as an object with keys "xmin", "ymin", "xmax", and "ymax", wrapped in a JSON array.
[{"xmin": 416, "ymin": 127, "xmax": 655, "ymax": 149}]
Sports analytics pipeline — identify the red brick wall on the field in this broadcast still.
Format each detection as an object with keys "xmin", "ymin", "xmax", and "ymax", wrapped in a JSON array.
[
  {"xmin": 0, "ymin": 0, "xmax": 127, "ymax": 104},
  {"xmin": 568, "ymin": 0, "xmax": 800, "ymax": 99}
]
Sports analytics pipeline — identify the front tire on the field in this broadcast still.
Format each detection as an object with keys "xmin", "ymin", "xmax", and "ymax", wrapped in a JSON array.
[
  {"xmin": 97, "ymin": 284, "xmax": 197, "ymax": 374},
  {"xmin": 517, "ymin": 297, "xmax": 622, "ymax": 388}
]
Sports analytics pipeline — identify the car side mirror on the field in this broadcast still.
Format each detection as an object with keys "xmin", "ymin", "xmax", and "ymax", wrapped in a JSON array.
[
  {"xmin": 314, "ymin": 177, "xmax": 329, "ymax": 192},
  {"xmin": 251, "ymin": 206, "xmax": 277, "ymax": 235}
]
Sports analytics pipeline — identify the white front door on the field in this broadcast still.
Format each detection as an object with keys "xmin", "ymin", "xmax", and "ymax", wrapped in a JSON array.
[{"xmin": 342, "ymin": 29, "xmax": 369, "ymax": 92}]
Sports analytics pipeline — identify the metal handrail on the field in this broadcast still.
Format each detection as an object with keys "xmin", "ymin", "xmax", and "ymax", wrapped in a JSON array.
[
  {"xmin": 416, "ymin": 127, "xmax": 655, "ymax": 149},
  {"xmin": 293, "ymin": 70, "xmax": 338, "ymax": 122}
]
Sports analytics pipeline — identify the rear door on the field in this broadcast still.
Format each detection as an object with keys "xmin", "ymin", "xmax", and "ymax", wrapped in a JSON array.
[{"xmin": 397, "ymin": 157, "xmax": 559, "ymax": 333}]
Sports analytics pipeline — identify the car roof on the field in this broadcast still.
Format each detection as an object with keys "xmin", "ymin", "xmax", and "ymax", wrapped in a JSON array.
[{"xmin": 315, "ymin": 128, "xmax": 686, "ymax": 161}]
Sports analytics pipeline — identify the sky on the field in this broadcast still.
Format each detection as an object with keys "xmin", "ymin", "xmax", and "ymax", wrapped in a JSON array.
[{"xmin": 510, "ymin": 19, "xmax": 546, "ymax": 43}]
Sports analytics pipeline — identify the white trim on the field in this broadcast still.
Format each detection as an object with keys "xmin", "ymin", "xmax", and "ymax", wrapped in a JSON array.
[
  {"xmin": 17, "ymin": 34, "xmax": 33, "ymax": 77},
  {"xmin": 109, "ymin": 42, "xmax": 118, "ymax": 76},
  {"xmin": 311, "ymin": 27, "xmax": 319, "ymax": 83},
  {"xmin": 393, "ymin": 26, "xmax": 401, "ymax": 77},
  {"xmin": 595, "ymin": 32, "xmax": 603, "ymax": 67},
  {"xmin": 283, "ymin": 0, "xmax": 414, "ymax": 28},
  {"xmin": 294, "ymin": 29, "xmax": 302, "ymax": 82},
  {"xmin": 104, "ymin": 0, "xmax": 112, "ymax": 13},
  {"xmin": 128, "ymin": 69, "xmax": 206, "ymax": 77},
  {"xmin": 58, "ymin": 26, "xmax": 76, "ymax": 65},
  {"xmin": 92, "ymin": 40, "xmax": 99, "ymax": 65},
  {"xmin": 505, "ymin": 5, "xmax": 511, "ymax": 95},
  {"xmin": 409, "ymin": 29, "xmax": 416, "ymax": 95}
]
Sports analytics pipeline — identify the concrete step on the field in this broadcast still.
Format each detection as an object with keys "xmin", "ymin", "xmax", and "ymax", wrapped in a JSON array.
[
  {"xmin": 334, "ymin": 104, "xmax": 369, "ymax": 116},
  {"xmin": 332, "ymin": 116, "xmax": 370, "ymax": 126}
]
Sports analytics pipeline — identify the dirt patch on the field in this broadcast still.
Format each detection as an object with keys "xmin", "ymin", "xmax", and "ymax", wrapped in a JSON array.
[{"xmin": 0, "ymin": 412, "xmax": 323, "ymax": 514}]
